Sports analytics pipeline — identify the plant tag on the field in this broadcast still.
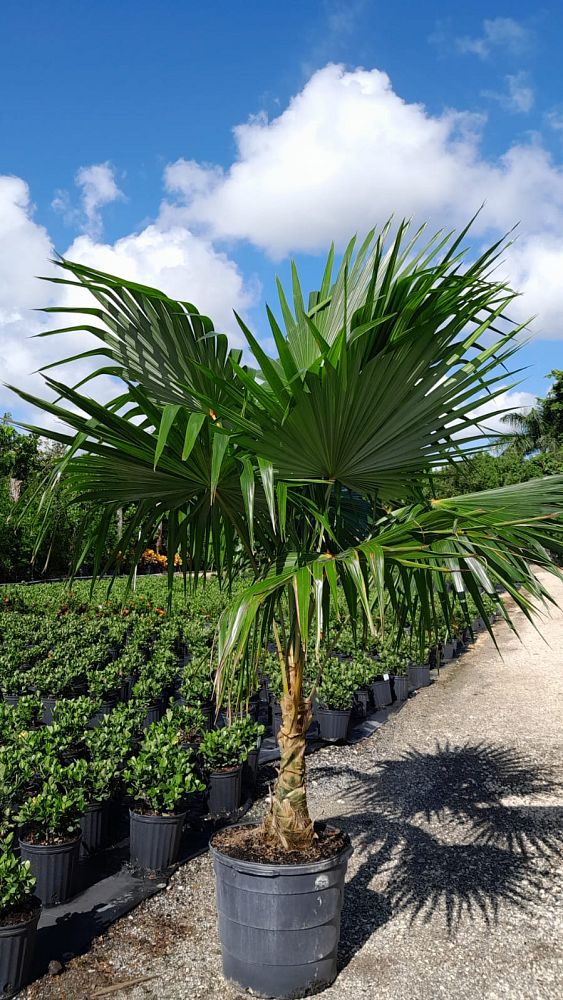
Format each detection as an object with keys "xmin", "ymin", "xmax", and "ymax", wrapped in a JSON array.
[{"xmin": 383, "ymin": 673, "xmax": 390, "ymax": 681}]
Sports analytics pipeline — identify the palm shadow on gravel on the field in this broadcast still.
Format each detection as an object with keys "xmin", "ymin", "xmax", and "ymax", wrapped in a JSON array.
[{"xmin": 315, "ymin": 741, "xmax": 563, "ymax": 968}]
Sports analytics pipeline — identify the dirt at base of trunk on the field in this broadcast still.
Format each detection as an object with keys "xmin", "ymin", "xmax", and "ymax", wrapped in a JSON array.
[{"xmin": 211, "ymin": 822, "xmax": 350, "ymax": 865}]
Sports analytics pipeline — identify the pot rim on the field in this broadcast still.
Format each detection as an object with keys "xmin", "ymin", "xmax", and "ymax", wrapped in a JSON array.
[
  {"xmin": 210, "ymin": 823, "xmax": 353, "ymax": 877},
  {"xmin": 19, "ymin": 833, "xmax": 82, "ymax": 851},
  {"xmin": 129, "ymin": 807, "xmax": 187, "ymax": 821}
]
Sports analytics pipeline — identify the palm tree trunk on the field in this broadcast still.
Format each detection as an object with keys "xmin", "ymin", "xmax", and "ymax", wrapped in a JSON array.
[{"xmin": 262, "ymin": 645, "xmax": 316, "ymax": 850}]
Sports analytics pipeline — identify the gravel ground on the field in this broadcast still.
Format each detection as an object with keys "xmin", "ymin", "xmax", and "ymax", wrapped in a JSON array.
[{"xmin": 23, "ymin": 572, "xmax": 563, "ymax": 1000}]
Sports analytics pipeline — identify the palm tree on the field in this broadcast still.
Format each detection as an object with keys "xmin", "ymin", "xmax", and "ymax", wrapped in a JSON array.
[
  {"xmin": 501, "ymin": 369, "xmax": 563, "ymax": 456},
  {"xmin": 13, "ymin": 219, "xmax": 563, "ymax": 851}
]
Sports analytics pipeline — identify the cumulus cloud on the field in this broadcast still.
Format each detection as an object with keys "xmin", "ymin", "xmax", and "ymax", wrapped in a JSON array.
[
  {"xmin": 456, "ymin": 17, "xmax": 533, "ymax": 59},
  {"xmin": 53, "ymin": 162, "xmax": 124, "ymax": 238},
  {"xmin": 162, "ymin": 64, "xmax": 563, "ymax": 336},
  {"xmin": 0, "ymin": 174, "xmax": 258, "ymax": 426}
]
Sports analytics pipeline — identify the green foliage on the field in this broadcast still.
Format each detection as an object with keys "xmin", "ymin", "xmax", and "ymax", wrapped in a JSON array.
[
  {"xmin": 124, "ymin": 722, "xmax": 204, "ymax": 813},
  {"xmin": 16, "ymin": 758, "xmax": 89, "ymax": 843},
  {"xmin": 0, "ymin": 834, "xmax": 36, "ymax": 916},
  {"xmin": 199, "ymin": 722, "xmax": 251, "ymax": 770},
  {"xmin": 317, "ymin": 657, "xmax": 358, "ymax": 711}
]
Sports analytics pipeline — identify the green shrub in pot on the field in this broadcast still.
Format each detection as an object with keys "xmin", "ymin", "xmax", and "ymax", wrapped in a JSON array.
[
  {"xmin": 0, "ymin": 833, "xmax": 39, "ymax": 997},
  {"xmin": 316, "ymin": 658, "xmax": 357, "ymax": 712},
  {"xmin": 16, "ymin": 758, "xmax": 89, "ymax": 844},
  {"xmin": 199, "ymin": 725, "xmax": 250, "ymax": 771},
  {"xmin": 124, "ymin": 723, "xmax": 205, "ymax": 815},
  {"xmin": 179, "ymin": 657, "xmax": 214, "ymax": 708},
  {"xmin": 124, "ymin": 722, "xmax": 205, "ymax": 870},
  {"xmin": 16, "ymin": 758, "xmax": 89, "ymax": 906},
  {"xmin": 0, "ymin": 834, "xmax": 36, "ymax": 917}
]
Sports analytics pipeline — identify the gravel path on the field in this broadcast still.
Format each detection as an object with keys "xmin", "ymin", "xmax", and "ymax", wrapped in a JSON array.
[{"xmin": 23, "ymin": 572, "xmax": 563, "ymax": 1000}]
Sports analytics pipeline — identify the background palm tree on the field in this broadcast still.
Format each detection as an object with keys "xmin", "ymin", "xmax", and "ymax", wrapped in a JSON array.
[
  {"xmin": 12, "ymin": 219, "xmax": 563, "ymax": 850},
  {"xmin": 501, "ymin": 369, "xmax": 563, "ymax": 456}
]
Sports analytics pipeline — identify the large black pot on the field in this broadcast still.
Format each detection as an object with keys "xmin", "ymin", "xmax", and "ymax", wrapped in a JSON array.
[
  {"xmin": 370, "ymin": 679, "xmax": 392, "ymax": 709},
  {"xmin": 352, "ymin": 688, "xmax": 369, "ymax": 718},
  {"xmin": 2, "ymin": 695, "xmax": 19, "ymax": 709},
  {"xmin": 129, "ymin": 810, "xmax": 186, "ymax": 870},
  {"xmin": 88, "ymin": 698, "xmax": 117, "ymax": 728},
  {"xmin": 40, "ymin": 697, "xmax": 58, "ymax": 726},
  {"xmin": 317, "ymin": 707, "xmax": 351, "ymax": 743},
  {"xmin": 207, "ymin": 767, "xmax": 242, "ymax": 817},
  {"xmin": 211, "ymin": 829, "xmax": 353, "ymax": 999},
  {"xmin": 141, "ymin": 700, "xmax": 164, "ymax": 729},
  {"xmin": 407, "ymin": 664, "xmax": 431, "ymax": 691},
  {"xmin": 391, "ymin": 675, "xmax": 409, "ymax": 703},
  {"xmin": 80, "ymin": 801, "xmax": 111, "ymax": 857},
  {"xmin": 242, "ymin": 738, "xmax": 262, "ymax": 791},
  {"xmin": 19, "ymin": 835, "xmax": 81, "ymax": 907},
  {"xmin": 442, "ymin": 641, "xmax": 456, "ymax": 661},
  {"xmin": 0, "ymin": 898, "xmax": 41, "ymax": 999}
]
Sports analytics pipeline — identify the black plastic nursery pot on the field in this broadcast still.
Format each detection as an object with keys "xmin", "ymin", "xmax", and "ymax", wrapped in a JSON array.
[
  {"xmin": 40, "ymin": 697, "xmax": 58, "ymax": 725},
  {"xmin": 19, "ymin": 835, "xmax": 81, "ymax": 907},
  {"xmin": 370, "ymin": 678, "xmax": 392, "ymax": 709},
  {"xmin": 88, "ymin": 698, "xmax": 117, "ymax": 728},
  {"xmin": 0, "ymin": 898, "xmax": 41, "ymax": 999},
  {"xmin": 243, "ymin": 738, "xmax": 262, "ymax": 791},
  {"xmin": 407, "ymin": 664, "xmax": 431, "ymax": 690},
  {"xmin": 442, "ymin": 642, "xmax": 456, "ymax": 661},
  {"xmin": 391, "ymin": 675, "xmax": 409, "ymax": 703},
  {"xmin": 2, "ymin": 695, "xmax": 19, "ymax": 708},
  {"xmin": 208, "ymin": 766, "xmax": 243, "ymax": 817},
  {"xmin": 129, "ymin": 809, "xmax": 186, "ymax": 870},
  {"xmin": 317, "ymin": 707, "xmax": 351, "ymax": 743},
  {"xmin": 80, "ymin": 801, "xmax": 111, "ymax": 857},
  {"xmin": 141, "ymin": 700, "xmax": 164, "ymax": 729},
  {"xmin": 211, "ymin": 828, "xmax": 353, "ymax": 999},
  {"xmin": 352, "ymin": 688, "xmax": 369, "ymax": 718}
]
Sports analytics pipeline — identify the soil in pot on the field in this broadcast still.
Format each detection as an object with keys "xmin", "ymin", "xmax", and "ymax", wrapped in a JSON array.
[
  {"xmin": 19, "ymin": 835, "xmax": 81, "ymax": 908},
  {"xmin": 211, "ymin": 824, "xmax": 352, "ymax": 999},
  {"xmin": 317, "ymin": 707, "xmax": 351, "ymax": 743},
  {"xmin": 129, "ymin": 809, "xmax": 186, "ymax": 871},
  {"xmin": 207, "ymin": 766, "xmax": 242, "ymax": 817},
  {"xmin": 0, "ymin": 897, "xmax": 41, "ymax": 999}
]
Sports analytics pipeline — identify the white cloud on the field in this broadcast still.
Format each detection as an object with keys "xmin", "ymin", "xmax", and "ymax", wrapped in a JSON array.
[
  {"xmin": 161, "ymin": 64, "xmax": 563, "ymax": 337},
  {"xmin": 53, "ymin": 162, "xmax": 125, "ymax": 238},
  {"xmin": 483, "ymin": 72, "xmax": 534, "ymax": 114},
  {"xmin": 63, "ymin": 221, "xmax": 258, "ymax": 337},
  {"xmin": 168, "ymin": 65, "xmax": 563, "ymax": 257},
  {"xmin": 456, "ymin": 18, "xmax": 533, "ymax": 60},
  {"xmin": 0, "ymin": 175, "xmax": 258, "ymax": 427},
  {"xmin": 472, "ymin": 390, "xmax": 536, "ymax": 435}
]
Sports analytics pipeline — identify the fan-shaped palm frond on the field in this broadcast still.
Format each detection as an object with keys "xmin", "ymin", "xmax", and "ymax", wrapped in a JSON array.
[{"xmin": 10, "ymin": 218, "xmax": 563, "ymax": 850}]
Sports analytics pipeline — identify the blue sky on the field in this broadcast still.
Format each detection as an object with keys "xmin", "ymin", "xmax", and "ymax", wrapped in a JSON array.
[{"xmin": 1, "ymin": 0, "xmax": 562, "ymax": 425}]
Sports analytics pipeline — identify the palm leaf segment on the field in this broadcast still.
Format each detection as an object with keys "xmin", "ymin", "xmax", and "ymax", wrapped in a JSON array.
[{"xmin": 11, "ymin": 220, "xmax": 563, "ymax": 672}]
